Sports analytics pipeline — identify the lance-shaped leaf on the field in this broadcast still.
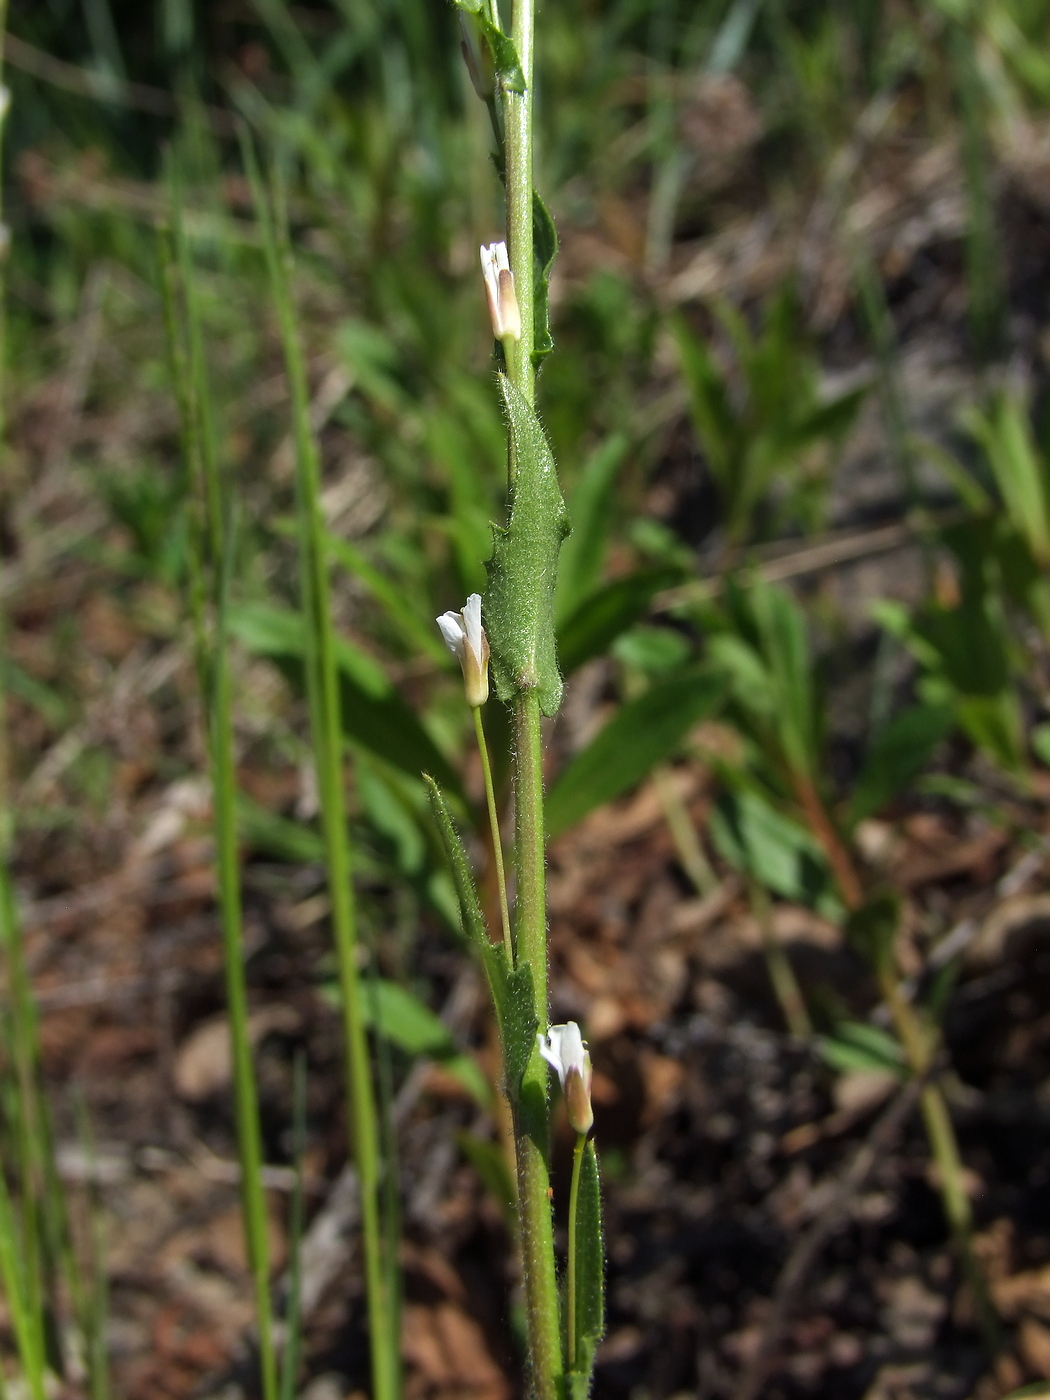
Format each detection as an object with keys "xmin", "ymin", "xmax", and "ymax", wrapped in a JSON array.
[
  {"xmin": 424, "ymin": 776, "xmax": 539, "ymax": 1102},
  {"xmin": 567, "ymin": 1141, "xmax": 604, "ymax": 1397},
  {"xmin": 532, "ymin": 190, "xmax": 558, "ymax": 366},
  {"xmin": 485, "ymin": 375, "xmax": 570, "ymax": 716},
  {"xmin": 453, "ymin": 0, "xmax": 525, "ymax": 92}
]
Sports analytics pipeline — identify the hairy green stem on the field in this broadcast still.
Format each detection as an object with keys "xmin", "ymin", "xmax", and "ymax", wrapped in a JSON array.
[
  {"xmin": 501, "ymin": 1, "xmax": 564, "ymax": 1393},
  {"xmin": 473, "ymin": 707, "xmax": 513, "ymax": 960},
  {"xmin": 512, "ymin": 692, "xmax": 561, "ymax": 1400},
  {"xmin": 504, "ymin": 0, "xmax": 534, "ymax": 398}
]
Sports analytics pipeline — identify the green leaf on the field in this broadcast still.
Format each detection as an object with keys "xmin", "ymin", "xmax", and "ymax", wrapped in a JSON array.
[
  {"xmin": 423, "ymin": 775, "xmax": 538, "ymax": 1101},
  {"xmin": 453, "ymin": 0, "xmax": 525, "ymax": 91},
  {"xmin": 532, "ymin": 189, "xmax": 558, "ymax": 365},
  {"xmin": 1033, "ymin": 723, "xmax": 1050, "ymax": 768},
  {"xmin": 237, "ymin": 794, "xmax": 324, "ymax": 863},
  {"xmin": 484, "ymin": 375, "xmax": 570, "ymax": 716},
  {"xmin": 709, "ymin": 787, "xmax": 839, "ymax": 918},
  {"xmin": 546, "ymin": 667, "xmax": 726, "ymax": 836},
  {"xmin": 327, "ymin": 534, "xmax": 448, "ymax": 664},
  {"xmin": 966, "ymin": 393, "xmax": 1050, "ymax": 567},
  {"xmin": 556, "ymin": 433, "xmax": 630, "ymax": 622},
  {"xmin": 557, "ymin": 567, "xmax": 681, "ymax": 676},
  {"xmin": 456, "ymin": 1131, "xmax": 517, "ymax": 1231},
  {"xmin": 325, "ymin": 977, "xmax": 491, "ymax": 1107},
  {"xmin": 228, "ymin": 602, "xmax": 462, "ymax": 794},
  {"xmin": 360, "ymin": 979, "xmax": 454, "ymax": 1056},
  {"xmin": 424, "ymin": 775, "xmax": 490, "ymax": 952},
  {"xmin": 569, "ymin": 1141, "xmax": 605, "ymax": 1389},
  {"xmin": 355, "ymin": 755, "xmax": 426, "ymax": 876},
  {"xmin": 612, "ymin": 625, "xmax": 691, "ymax": 676},
  {"xmin": 848, "ymin": 703, "xmax": 954, "ymax": 825},
  {"xmin": 819, "ymin": 1021, "xmax": 905, "ymax": 1077}
]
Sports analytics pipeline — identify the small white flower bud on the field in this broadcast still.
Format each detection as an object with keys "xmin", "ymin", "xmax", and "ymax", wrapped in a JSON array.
[
  {"xmin": 436, "ymin": 593, "xmax": 490, "ymax": 708},
  {"xmin": 538, "ymin": 1022, "xmax": 594, "ymax": 1136},
  {"xmin": 480, "ymin": 241, "xmax": 521, "ymax": 344}
]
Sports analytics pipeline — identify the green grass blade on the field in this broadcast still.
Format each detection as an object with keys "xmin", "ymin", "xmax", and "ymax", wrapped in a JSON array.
[
  {"xmin": 243, "ymin": 133, "xmax": 401, "ymax": 1400},
  {"xmin": 280, "ymin": 1053, "xmax": 307, "ymax": 1400},
  {"xmin": 166, "ymin": 201, "xmax": 279, "ymax": 1400}
]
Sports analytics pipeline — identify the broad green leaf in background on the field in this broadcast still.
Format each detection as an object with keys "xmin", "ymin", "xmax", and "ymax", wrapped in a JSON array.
[
  {"xmin": 818, "ymin": 1021, "xmax": 906, "ymax": 1077},
  {"xmin": 711, "ymin": 579, "xmax": 820, "ymax": 782},
  {"xmin": 227, "ymin": 602, "xmax": 462, "ymax": 794},
  {"xmin": 556, "ymin": 432, "xmax": 630, "ymax": 622},
  {"xmin": 848, "ymin": 703, "xmax": 955, "ymax": 825},
  {"xmin": 322, "ymin": 977, "xmax": 490, "ymax": 1107},
  {"xmin": 545, "ymin": 667, "xmax": 726, "ymax": 836},
  {"xmin": 673, "ymin": 286, "xmax": 866, "ymax": 542},
  {"xmin": 485, "ymin": 375, "xmax": 570, "ymax": 716},
  {"xmin": 871, "ymin": 536, "xmax": 1025, "ymax": 775},
  {"xmin": 328, "ymin": 535, "xmax": 448, "ymax": 665},
  {"xmin": 355, "ymin": 755, "xmax": 426, "ymax": 877},
  {"xmin": 237, "ymin": 794, "xmax": 324, "ymax": 864},
  {"xmin": 709, "ymin": 787, "xmax": 840, "ymax": 918},
  {"xmin": 456, "ymin": 1132, "xmax": 517, "ymax": 1231},
  {"xmin": 427, "ymin": 407, "xmax": 498, "ymax": 598},
  {"xmin": 965, "ymin": 393, "xmax": 1050, "ymax": 567},
  {"xmin": 557, "ymin": 567, "xmax": 681, "ymax": 676},
  {"xmin": 612, "ymin": 625, "xmax": 692, "ymax": 676}
]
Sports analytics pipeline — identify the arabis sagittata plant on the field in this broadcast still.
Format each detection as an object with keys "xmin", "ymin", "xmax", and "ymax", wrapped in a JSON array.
[{"xmin": 426, "ymin": 4, "xmax": 605, "ymax": 1396}]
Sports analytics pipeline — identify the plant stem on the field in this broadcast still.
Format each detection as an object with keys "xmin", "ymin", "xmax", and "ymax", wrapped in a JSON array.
[
  {"xmin": 654, "ymin": 765, "xmax": 717, "ymax": 897},
  {"xmin": 792, "ymin": 770, "xmax": 863, "ymax": 911},
  {"xmin": 211, "ymin": 560, "xmax": 279, "ymax": 1400},
  {"xmin": 504, "ymin": 0, "xmax": 534, "ymax": 398},
  {"xmin": 501, "ymin": 2, "xmax": 563, "ymax": 1394},
  {"xmin": 879, "ymin": 968, "xmax": 1001, "ymax": 1355},
  {"xmin": 512, "ymin": 691, "xmax": 562, "ymax": 1400},
  {"xmin": 750, "ymin": 880, "xmax": 812, "ymax": 1039},
  {"xmin": 473, "ymin": 706, "xmax": 513, "ymax": 960},
  {"xmin": 566, "ymin": 1130, "xmax": 587, "ymax": 1370}
]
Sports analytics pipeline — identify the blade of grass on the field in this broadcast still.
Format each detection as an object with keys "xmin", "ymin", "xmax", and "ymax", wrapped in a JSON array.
[
  {"xmin": 243, "ymin": 134, "xmax": 400, "ymax": 1400},
  {"xmin": 0, "ymin": 7, "xmax": 54, "ymax": 1386},
  {"xmin": 164, "ymin": 197, "xmax": 278, "ymax": 1400},
  {"xmin": 280, "ymin": 1053, "xmax": 307, "ymax": 1400}
]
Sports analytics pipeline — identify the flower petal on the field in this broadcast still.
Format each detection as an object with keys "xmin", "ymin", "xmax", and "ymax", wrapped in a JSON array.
[
  {"xmin": 462, "ymin": 594, "xmax": 484, "ymax": 661},
  {"xmin": 436, "ymin": 611, "xmax": 465, "ymax": 657}
]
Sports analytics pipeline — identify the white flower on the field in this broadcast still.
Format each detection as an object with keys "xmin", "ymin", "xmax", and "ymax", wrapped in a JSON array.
[
  {"xmin": 480, "ymin": 241, "xmax": 521, "ymax": 344},
  {"xmin": 436, "ymin": 593, "xmax": 490, "ymax": 708},
  {"xmin": 538, "ymin": 1022, "xmax": 593, "ymax": 1135}
]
